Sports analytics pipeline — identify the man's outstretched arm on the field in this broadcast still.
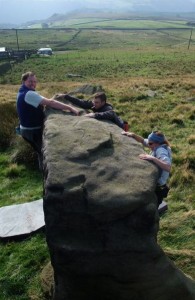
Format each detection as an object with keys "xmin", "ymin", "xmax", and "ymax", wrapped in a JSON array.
[
  {"xmin": 64, "ymin": 94, "xmax": 93, "ymax": 109},
  {"xmin": 41, "ymin": 98, "xmax": 79, "ymax": 115},
  {"xmin": 85, "ymin": 110, "xmax": 124, "ymax": 128}
]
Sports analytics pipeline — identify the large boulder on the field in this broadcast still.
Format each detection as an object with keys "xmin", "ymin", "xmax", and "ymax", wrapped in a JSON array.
[{"xmin": 43, "ymin": 108, "xmax": 195, "ymax": 300}]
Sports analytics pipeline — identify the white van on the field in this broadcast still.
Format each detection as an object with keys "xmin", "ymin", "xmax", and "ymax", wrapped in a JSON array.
[{"xmin": 37, "ymin": 48, "xmax": 53, "ymax": 55}]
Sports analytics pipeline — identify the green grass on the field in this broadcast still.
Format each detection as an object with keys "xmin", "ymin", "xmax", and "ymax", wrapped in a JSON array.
[
  {"xmin": 0, "ymin": 26, "xmax": 194, "ymax": 51},
  {"xmin": 0, "ymin": 26, "xmax": 195, "ymax": 299},
  {"xmin": 1, "ymin": 46, "xmax": 195, "ymax": 85},
  {"xmin": 48, "ymin": 19, "xmax": 190, "ymax": 29},
  {"xmin": 0, "ymin": 28, "xmax": 78, "ymax": 50},
  {"xmin": 0, "ymin": 159, "xmax": 43, "ymax": 206},
  {"xmin": 0, "ymin": 233, "xmax": 49, "ymax": 300},
  {"xmin": 26, "ymin": 16, "xmax": 190, "ymax": 29},
  {"xmin": 0, "ymin": 151, "xmax": 46, "ymax": 300}
]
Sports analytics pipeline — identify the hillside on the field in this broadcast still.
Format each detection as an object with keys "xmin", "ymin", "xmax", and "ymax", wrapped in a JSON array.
[
  {"xmin": 25, "ymin": 11, "xmax": 195, "ymax": 29},
  {"xmin": 1, "ymin": 10, "xmax": 195, "ymax": 29}
]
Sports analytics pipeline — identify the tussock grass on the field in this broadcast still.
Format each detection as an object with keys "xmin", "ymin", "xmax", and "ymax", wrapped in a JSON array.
[
  {"xmin": 11, "ymin": 137, "xmax": 38, "ymax": 167},
  {"xmin": 188, "ymin": 135, "xmax": 195, "ymax": 144},
  {"xmin": 0, "ymin": 101, "xmax": 18, "ymax": 149},
  {"xmin": 3, "ymin": 163, "xmax": 25, "ymax": 178},
  {"xmin": 164, "ymin": 248, "xmax": 195, "ymax": 279}
]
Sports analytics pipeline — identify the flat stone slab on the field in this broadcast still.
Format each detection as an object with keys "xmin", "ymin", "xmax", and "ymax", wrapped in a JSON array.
[{"xmin": 0, "ymin": 199, "xmax": 44, "ymax": 238}]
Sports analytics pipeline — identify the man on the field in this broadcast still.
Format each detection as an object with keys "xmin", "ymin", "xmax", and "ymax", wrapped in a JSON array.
[
  {"xmin": 63, "ymin": 92, "xmax": 125, "ymax": 129},
  {"xmin": 17, "ymin": 71, "xmax": 79, "ymax": 168}
]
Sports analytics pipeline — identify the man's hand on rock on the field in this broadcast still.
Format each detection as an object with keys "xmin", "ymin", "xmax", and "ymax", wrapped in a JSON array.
[
  {"xmin": 121, "ymin": 131, "xmax": 134, "ymax": 137},
  {"xmin": 84, "ymin": 113, "xmax": 95, "ymax": 118},
  {"xmin": 71, "ymin": 107, "xmax": 80, "ymax": 116},
  {"xmin": 139, "ymin": 153, "xmax": 154, "ymax": 161},
  {"xmin": 54, "ymin": 93, "xmax": 67, "ymax": 100}
]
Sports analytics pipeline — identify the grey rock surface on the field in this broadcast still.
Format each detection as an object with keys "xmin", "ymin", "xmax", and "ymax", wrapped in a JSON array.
[{"xmin": 43, "ymin": 109, "xmax": 195, "ymax": 300}]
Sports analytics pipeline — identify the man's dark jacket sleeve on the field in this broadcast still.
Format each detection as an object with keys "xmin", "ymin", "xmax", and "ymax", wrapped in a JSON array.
[
  {"xmin": 94, "ymin": 110, "xmax": 124, "ymax": 128},
  {"xmin": 64, "ymin": 95, "xmax": 93, "ymax": 109}
]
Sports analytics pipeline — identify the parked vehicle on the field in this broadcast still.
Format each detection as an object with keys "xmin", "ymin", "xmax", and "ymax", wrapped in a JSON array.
[{"xmin": 37, "ymin": 47, "xmax": 53, "ymax": 55}]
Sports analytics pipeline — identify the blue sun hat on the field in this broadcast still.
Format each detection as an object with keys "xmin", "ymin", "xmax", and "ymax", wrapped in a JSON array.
[{"xmin": 148, "ymin": 132, "xmax": 165, "ymax": 144}]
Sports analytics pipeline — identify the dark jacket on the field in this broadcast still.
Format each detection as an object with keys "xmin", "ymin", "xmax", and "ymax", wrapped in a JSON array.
[{"xmin": 64, "ymin": 94, "xmax": 124, "ymax": 128}]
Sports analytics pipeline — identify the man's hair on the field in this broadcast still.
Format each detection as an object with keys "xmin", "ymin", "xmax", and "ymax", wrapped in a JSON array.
[
  {"xmin": 21, "ymin": 71, "xmax": 35, "ymax": 82},
  {"xmin": 94, "ymin": 92, "xmax": 107, "ymax": 103}
]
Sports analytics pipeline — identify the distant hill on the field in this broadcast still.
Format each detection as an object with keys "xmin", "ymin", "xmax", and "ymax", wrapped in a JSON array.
[
  {"xmin": 1, "ymin": 10, "xmax": 195, "ymax": 29},
  {"xmin": 44, "ymin": 10, "xmax": 195, "ymax": 23},
  {"xmin": 29, "ymin": 10, "xmax": 195, "ymax": 29}
]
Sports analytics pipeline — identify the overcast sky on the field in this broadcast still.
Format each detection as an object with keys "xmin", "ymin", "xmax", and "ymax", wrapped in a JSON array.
[{"xmin": 1, "ymin": 0, "xmax": 195, "ymax": 24}]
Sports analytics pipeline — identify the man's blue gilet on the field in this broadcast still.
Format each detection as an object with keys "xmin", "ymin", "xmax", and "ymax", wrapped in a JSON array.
[{"xmin": 17, "ymin": 85, "xmax": 44, "ymax": 127}]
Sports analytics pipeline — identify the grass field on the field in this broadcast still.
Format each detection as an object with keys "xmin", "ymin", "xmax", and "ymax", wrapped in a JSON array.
[
  {"xmin": 1, "ymin": 46, "xmax": 195, "ymax": 84},
  {"xmin": 36, "ymin": 19, "xmax": 189, "ymax": 29},
  {"xmin": 0, "ymin": 17, "xmax": 194, "ymax": 51},
  {"xmin": 0, "ymin": 22, "xmax": 195, "ymax": 300}
]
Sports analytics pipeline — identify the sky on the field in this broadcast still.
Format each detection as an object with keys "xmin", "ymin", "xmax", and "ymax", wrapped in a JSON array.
[{"xmin": 1, "ymin": 0, "xmax": 195, "ymax": 24}]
